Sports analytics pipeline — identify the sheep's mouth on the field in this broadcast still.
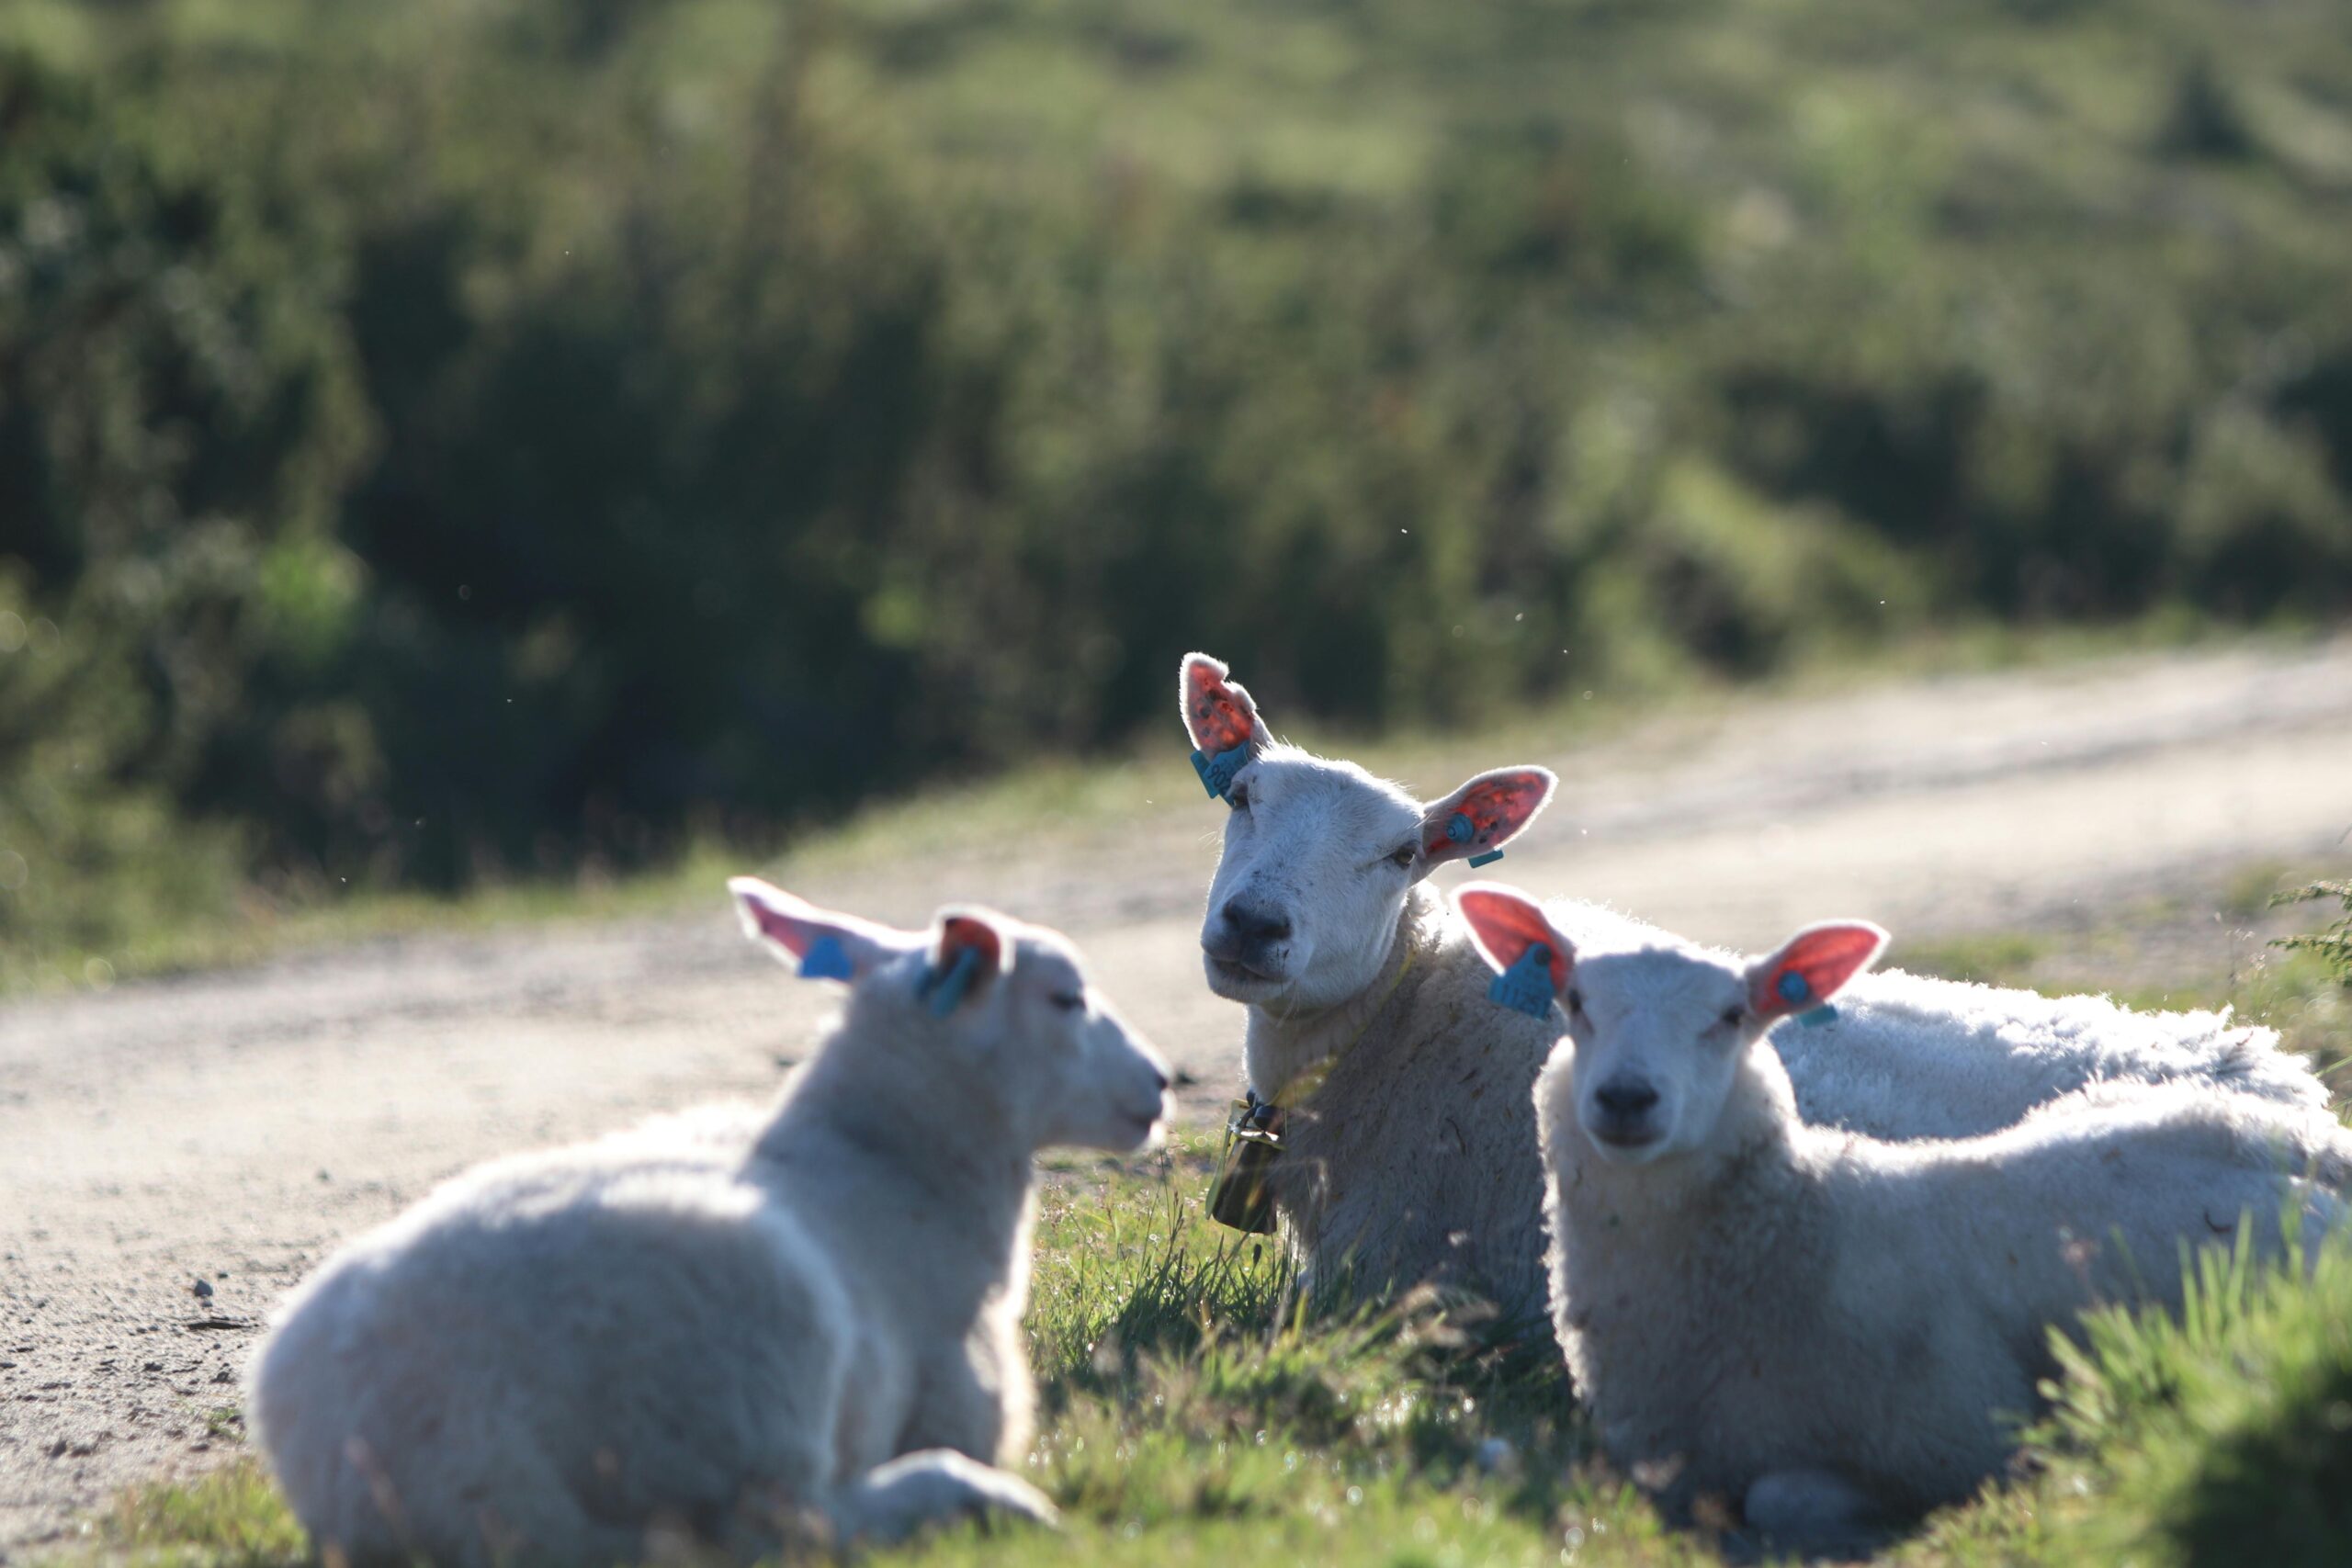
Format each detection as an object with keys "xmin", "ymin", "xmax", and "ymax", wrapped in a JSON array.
[
  {"xmin": 1588, "ymin": 1125, "xmax": 1664, "ymax": 1157},
  {"xmin": 1109, "ymin": 1106, "xmax": 1167, "ymax": 1149},
  {"xmin": 1204, "ymin": 953, "xmax": 1286, "ymax": 992}
]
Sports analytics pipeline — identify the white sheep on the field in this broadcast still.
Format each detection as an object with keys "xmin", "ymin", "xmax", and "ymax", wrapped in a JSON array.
[
  {"xmin": 248, "ymin": 881, "xmax": 1171, "ymax": 1567},
  {"xmin": 1179, "ymin": 651, "xmax": 2326, "ymax": 1325},
  {"xmin": 1455, "ymin": 880, "xmax": 2348, "ymax": 1542}
]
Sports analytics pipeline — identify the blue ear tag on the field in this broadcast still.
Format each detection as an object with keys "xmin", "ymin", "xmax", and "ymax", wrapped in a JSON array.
[
  {"xmin": 797, "ymin": 933, "xmax": 854, "ymax": 981},
  {"xmin": 1192, "ymin": 743, "xmax": 1250, "ymax": 801},
  {"xmin": 1775, "ymin": 970, "xmax": 1834, "ymax": 1026},
  {"xmin": 919, "ymin": 945, "xmax": 982, "ymax": 1017},
  {"xmin": 1449, "ymin": 812, "xmax": 1506, "ymax": 867},
  {"xmin": 1488, "ymin": 942, "xmax": 1556, "ymax": 1019}
]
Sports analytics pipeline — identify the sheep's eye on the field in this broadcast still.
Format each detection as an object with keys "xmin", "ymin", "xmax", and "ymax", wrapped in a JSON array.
[
  {"xmin": 1050, "ymin": 990, "xmax": 1086, "ymax": 1013},
  {"xmin": 1227, "ymin": 785, "xmax": 1250, "ymax": 811},
  {"xmin": 1720, "ymin": 1006, "xmax": 1745, "ymax": 1028},
  {"xmin": 1388, "ymin": 844, "xmax": 1416, "ymax": 869},
  {"xmin": 1566, "ymin": 987, "xmax": 1585, "ymax": 1013}
]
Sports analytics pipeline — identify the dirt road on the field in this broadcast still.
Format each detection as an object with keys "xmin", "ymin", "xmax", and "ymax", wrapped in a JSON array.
[{"xmin": 5, "ymin": 637, "xmax": 2350, "ymax": 1554}]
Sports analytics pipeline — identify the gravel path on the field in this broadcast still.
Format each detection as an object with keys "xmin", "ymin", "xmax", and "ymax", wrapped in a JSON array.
[{"xmin": 5, "ymin": 637, "xmax": 2351, "ymax": 1554}]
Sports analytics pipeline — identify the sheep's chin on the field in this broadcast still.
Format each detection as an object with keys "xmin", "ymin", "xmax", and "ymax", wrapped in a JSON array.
[
  {"xmin": 1581, "ymin": 1125, "xmax": 1670, "ymax": 1167},
  {"xmin": 1203, "ymin": 954, "xmax": 1293, "ymax": 1002},
  {"xmin": 1063, "ymin": 1109, "xmax": 1166, "ymax": 1155}
]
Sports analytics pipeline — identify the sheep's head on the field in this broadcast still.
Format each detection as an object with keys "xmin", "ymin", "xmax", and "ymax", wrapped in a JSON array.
[
  {"xmin": 1180, "ymin": 652, "xmax": 1555, "ymax": 1013},
  {"xmin": 1456, "ymin": 883, "xmax": 1884, "ymax": 1165},
  {"xmin": 729, "ymin": 878, "xmax": 1171, "ymax": 1154}
]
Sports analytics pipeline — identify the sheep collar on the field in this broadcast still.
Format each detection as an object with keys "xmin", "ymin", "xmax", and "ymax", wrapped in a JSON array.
[{"xmin": 1207, "ymin": 944, "xmax": 1417, "ymax": 1233}]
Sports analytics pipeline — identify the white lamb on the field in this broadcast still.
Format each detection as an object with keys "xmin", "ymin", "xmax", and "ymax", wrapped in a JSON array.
[
  {"xmin": 248, "ymin": 881, "xmax": 1171, "ymax": 1567},
  {"xmin": 1179, "ymin": 651, "xmax": 2325, "ymax": 1325},
  {"xmin": 1454, "ymin": 880, "xmax": 2349, "ymax": 1542}
]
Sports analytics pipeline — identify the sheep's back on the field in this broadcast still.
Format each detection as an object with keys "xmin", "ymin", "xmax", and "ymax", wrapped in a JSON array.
[
  {"xmin": 252, "ymin": 1144, "xmax": 858, "ymax": 1566},
  {"xmin": 1777, "ymin": 969, "xmax": 2324, "ymax": 1142}
]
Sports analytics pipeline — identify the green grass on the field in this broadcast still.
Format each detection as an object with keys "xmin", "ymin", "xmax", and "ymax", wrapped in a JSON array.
[
  {"xmin": 85, "ymin": 1111, "xmax": 2352, "ymax": 1567},
  {"xmin": 2026, "ymin": 1233, "xmax": 2352, "ymax": 1566}
]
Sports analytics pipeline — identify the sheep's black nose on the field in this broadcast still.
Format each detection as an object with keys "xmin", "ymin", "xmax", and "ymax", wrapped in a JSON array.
[
  {"xmin": 1218, "ymin": 900, "xmax": 1291, "ymax": 948},
  {"xmin": 1594, "ymin": 1080, "xmax": 1658, "ymax": 1120},
  {"xmin": 1153, "ymin": 1065, "xmax": 1172, "ymax": 1093}
]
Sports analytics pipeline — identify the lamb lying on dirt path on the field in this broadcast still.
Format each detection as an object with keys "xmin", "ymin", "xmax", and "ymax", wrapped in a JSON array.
[
  {"xmin": 249, "ymin": 881, "xmax": 1170, "ymax": 1566},
  {"xmin": 1458, "ymin": 880, "xmax": 2347, "ymax": 1545},
  {"xmin": 1181, "ymin": 650, "xmax": 2327, "ymax": 1324}
]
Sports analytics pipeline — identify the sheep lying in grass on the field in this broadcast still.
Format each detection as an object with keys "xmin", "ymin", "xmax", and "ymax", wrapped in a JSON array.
[
  {"xmin": 249, "ymin": 882, "xmax": 1171, "ymax": 1567},
  {"xmin": 1183, "ymin": 650, "xmax": 1569, "ymax": 1318},
  {"xmin": 1455, "ymin": 881, "xmax": 2348, "ymax": 1542},
  {"xmin": 1180, "ymin": 651, "xmax": 2326, "ymax": 1325}
]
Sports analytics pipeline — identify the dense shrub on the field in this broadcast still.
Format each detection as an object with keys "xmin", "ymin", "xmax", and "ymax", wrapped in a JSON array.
[
  {"xmin": 3, "ymin": 0, "xmax": 2351, "ymax": 967},
  {"xmin": 0, "ymin": 51, "xmax": 366, "ymax": 980}
]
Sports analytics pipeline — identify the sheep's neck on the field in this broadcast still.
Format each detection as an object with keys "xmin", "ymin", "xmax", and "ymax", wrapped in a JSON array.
[
  {"xmin": 1243, "ymin": 885, "xmax": 1440, "ymax": 1101},
  {"xmin": 1555, "ymin": 1053, "xmax": 1834, "ymax": 1399},
  {"xmin": 764, "ymin": 1046, "xmax": 1035, "ymax": 1287}
]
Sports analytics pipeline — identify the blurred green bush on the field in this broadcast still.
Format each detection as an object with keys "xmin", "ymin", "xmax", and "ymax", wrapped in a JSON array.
[
  {"xmin": 3, "ymin": 0, "xmax": 2351, "ymax": 972},
  {"xmin": 2041, "ymin": 1235, "xmax": 2352, "ymax": 1566},
  {"xmin": 2273, "ymin": 883, "xmax": 2352, "ymax": 987}
]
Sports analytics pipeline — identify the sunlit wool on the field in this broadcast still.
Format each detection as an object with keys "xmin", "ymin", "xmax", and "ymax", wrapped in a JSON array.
[
  {"xmin": 247, "ymin": 885, "xmax": 1170, "ymax": 1567},
  {"xmin": 1181, "ymin": 651, "xmax": 2329, "ymax": 1328},
  {"xmin": 1458, "ymin": 886, "xmax": 2347, "ymax": 1543}
]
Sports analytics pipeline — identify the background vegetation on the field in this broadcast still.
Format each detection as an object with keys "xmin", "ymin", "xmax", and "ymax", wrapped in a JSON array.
[
  {"xmin": 6, "ymin": 0, "xmax": 2352, "ymax": 980},
  {"xmin": 2275, "ymin": 882, "xmax": 2352, "ymax": 982}
]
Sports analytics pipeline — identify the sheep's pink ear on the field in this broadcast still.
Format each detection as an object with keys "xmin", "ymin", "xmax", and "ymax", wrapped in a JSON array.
[
  {"xmin": 921, "ymin": 909, "xmax": 1008, "ymax": 1016},
  {"xmin": 1454, "ymin": 883, "xmax": 1574, "ymax": 1017},
  {"xmin": 729, "ymin": 877, "xmax": 916, "ymax": 982},
  {"xmin": 1747, "ymin": 922, "xmax": 1888, "ymax": 1021},
  {"xmin": 1420, "ymin": 766, "xmax": 1557, "ymax": 871},
  {"xmin": 1178, "ymin": 653, "xmax": 1270, "ymax": 798}
]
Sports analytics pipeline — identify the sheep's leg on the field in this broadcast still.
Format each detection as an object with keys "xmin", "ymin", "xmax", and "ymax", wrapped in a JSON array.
[
  {"xmin": 825, "ymin": 1450, "xmax": 1057, "ymax": 1545},
  {"xmin": 901, "ymin": 1339, "xmax": 1020, "ymax": 1461},
  {"xmin": 1742, "ymin": 1468, "xmax": 1883, "ymax": 1548}
]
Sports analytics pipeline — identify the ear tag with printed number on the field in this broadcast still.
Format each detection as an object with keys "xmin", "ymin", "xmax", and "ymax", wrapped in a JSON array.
[
  {"xmin": 797, "ymin": 934, "xmax": 854, "ymax": 981},
  {"xmin": 1488, "ymin": 942, "xmax": 1556, "ymax": 1019},
  {"xmin": 1192, "ymin": 743, "xmax": 1250, "ymax": 802}
]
